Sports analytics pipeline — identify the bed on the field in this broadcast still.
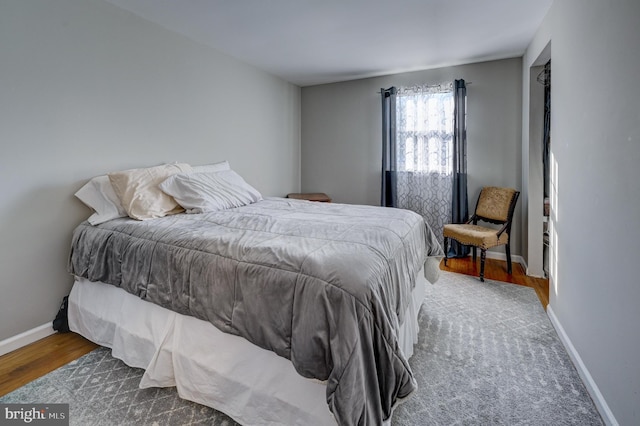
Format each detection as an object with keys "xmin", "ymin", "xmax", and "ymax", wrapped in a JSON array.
[{"xmin": 66, "ymin": 163, "xmax": 443, "ymax": 425}]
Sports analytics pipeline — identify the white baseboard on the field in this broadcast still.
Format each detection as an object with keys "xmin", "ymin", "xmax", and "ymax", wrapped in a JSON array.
[
  {"xmin": 547, "ymin": 306, "xmax": 618, "ymax": 426},
  {"xmin": 483, "ymin": 250, "xmax": 526, "ymax": 269},
  {"xmin": 0, "ymin": 323, "xmax": 55, "ymax": 357},
  {"xmin": 460, "ymin": 250, "xmax": 527, "ymax": 270}
]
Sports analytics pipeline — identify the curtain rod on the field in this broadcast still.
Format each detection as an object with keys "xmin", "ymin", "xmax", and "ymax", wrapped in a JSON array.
[{"xmin": 378, "ymin": 81, "xmax": 472, "ymax": 94}]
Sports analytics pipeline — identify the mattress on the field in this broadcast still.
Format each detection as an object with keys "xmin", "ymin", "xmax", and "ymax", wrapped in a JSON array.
[{"xmin": 68, "ymin": 270, "xmax": 428, "ymax": 425}]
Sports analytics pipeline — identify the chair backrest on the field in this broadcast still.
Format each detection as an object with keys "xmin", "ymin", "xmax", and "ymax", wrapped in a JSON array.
[{"xmin": 474, "ymin": 187, "xmax": 519, "ymax": 225}]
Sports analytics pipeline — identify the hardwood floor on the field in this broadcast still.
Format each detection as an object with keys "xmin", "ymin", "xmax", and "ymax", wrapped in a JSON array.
[
  {"xmin": 0, "ymin": 331, "xmax": 98, "ymax": 397},
  {"xmin": 439, "ymin": 256, "xmax": 549, "ymax": 309},
  {"xmin": 0, "ymin": 257, "xmax": 548, "ymax": 398}
]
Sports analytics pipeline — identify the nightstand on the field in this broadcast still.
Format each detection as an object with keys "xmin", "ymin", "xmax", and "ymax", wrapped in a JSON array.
[{"xmin": 286, "ymin": 193, "xmax": 332, "ymax": 202}]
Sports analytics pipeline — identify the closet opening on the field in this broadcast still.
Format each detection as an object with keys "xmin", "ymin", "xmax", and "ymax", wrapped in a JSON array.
[{"xmin": 526, "ymin": 41, "xmax": 551, "ymax": 280}]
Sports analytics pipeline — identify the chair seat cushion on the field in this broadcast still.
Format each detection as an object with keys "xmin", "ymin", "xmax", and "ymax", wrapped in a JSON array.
[{"xmin": 443, "ymin": 224, "xmax": 509, "ymax": 249}]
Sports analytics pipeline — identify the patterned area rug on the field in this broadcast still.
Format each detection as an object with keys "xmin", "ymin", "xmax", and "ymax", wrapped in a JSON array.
[
  {"xmin": 1, "ymin": 271, "xmax": 602, "ymax": 425},
  {"xmin": 393, "ymin": 271, "xmax": 602, "ymax": 425}
]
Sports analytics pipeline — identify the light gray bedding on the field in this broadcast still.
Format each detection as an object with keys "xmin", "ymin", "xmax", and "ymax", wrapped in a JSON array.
[{"xmin": 68, "ymin": 197, "xmax": 443, "ymax": 425}]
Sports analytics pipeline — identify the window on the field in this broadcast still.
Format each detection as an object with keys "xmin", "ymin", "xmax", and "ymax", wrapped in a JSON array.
[{"xmin": 396, "ymin": 87, "xmax": 454, "ymax": 175}]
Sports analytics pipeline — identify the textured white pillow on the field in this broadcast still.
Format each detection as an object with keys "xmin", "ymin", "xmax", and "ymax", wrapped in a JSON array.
[
  {"xmin": 159, "ymin": 170, "xmax": 262, "ymax": 213},
  {"xmin": 109, "ymin": 163, "xmax": 193, "ymax": 220},
  {"xmin": 74, "ymin": 175, "xmax": 128, "ymax": 225},
  {"xmin": 191, "ymin": 160, "xmax": 231, "ymax": 173}
]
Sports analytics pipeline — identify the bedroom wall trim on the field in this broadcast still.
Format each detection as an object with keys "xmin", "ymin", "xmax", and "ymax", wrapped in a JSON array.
[
  {"xmin": 0, "ymin": 323, "xmax": 54, "ymax": 357},
  {"xmin": 481, "ymin": 251, "xmax": 527, "ymax": 271},
  {"xmin": 547, "ymin": 306, "xmax": 618, "ymax": 426},
  {"xmin": 456, "ymin": 252, "xmax": 528, "ymax": 274}
]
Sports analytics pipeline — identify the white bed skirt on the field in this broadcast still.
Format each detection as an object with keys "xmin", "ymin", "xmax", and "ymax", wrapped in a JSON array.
[{"xmin": 68, "ymin": 270, "xmax": 428, "ymax": 425}]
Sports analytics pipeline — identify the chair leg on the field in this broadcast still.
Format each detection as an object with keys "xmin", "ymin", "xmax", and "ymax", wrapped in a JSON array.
[
  {"xmin": 505, "ymin": 243, "xmax": 513, "ymax": 274},
  {"xmin": 480, "ymin": 249, "xmax": 486, "ymax": 282},
  {"xmin": 472, "ymin": 246, "xmax": 477, "ymax": 263},
  {"xmin": 443, "ymin": 237, "xmax": 449, "ymax": 266}
]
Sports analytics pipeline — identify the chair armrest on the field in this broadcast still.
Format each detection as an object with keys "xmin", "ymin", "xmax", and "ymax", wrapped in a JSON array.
[{"xmin": 496, "ymin": 223, "xmax": 509, "ymax": 238}]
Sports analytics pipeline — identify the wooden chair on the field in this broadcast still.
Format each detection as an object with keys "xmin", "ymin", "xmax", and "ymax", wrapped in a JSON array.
[{"xmin": 443, "ymin": 187, "xmax": 520, "ymax": 282}]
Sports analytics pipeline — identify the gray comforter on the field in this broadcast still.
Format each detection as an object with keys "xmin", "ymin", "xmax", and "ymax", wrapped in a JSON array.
[{"xmin": 68, "ymin": 198, "xmax": 443, "ymax": 425}]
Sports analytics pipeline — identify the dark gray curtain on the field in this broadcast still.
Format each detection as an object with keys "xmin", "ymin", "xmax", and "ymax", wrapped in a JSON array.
[
  {"xmin": 542, "ymin": 61, "xmax": 551, "ymax": 200},
  {"xmin": 381, "ymin": 87, "xmax": 397, "ymax": 207},
  {"xmin": 449, "ymin": 79, "xmax": 470, "ymax": 258}
]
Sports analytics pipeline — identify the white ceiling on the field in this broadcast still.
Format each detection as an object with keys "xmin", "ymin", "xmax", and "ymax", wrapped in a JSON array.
[{"xmin": 103, "ymin": 0, "xmax": 553, "ymax": 86}]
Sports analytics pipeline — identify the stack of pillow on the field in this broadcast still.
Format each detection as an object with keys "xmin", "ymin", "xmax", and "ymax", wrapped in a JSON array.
[{"xmin": 75, "ymin": 161, "xmax": 262, "ymax": 225}]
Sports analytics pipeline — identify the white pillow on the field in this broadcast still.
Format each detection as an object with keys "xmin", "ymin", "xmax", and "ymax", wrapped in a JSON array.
[
  {"xmin": 159, "ymin": 170, "xmax": 262, "ymax": 213},
  {"xmin": 109, "ymin": 163, "xmax": 192, "ymax": 220},
  {"xmin": 191, "ymin": 160, "xmax": 231, "ymax": 173},
  {"xmin": 74, "ymin": 175, "xmax": 128, "ymax": 225}
]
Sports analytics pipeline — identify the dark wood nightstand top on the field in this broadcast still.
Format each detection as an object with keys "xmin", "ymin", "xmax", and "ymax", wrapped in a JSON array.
[{"xmin": 286, "ymin": 192, "xmax": 332, "ymax": 202}]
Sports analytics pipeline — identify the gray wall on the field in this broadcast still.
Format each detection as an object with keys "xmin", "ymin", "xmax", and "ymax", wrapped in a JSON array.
[
  {"xmin": 524, "ymin": 1, "xmax": 640, "ymax": 424},
  {"xmin": 301, "ymin": 58, "xmax": 523, "ymax": 255},
  {"xmin": 0, "ymin": 0, "xmax": 300, "ymax": 341}
]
